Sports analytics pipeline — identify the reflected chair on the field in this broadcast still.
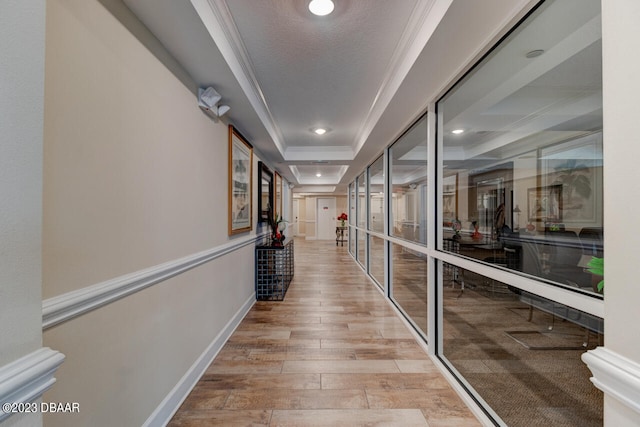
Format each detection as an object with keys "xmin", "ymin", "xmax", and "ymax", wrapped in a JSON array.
[
  {"xmin": 579, "ymin": 227, "xmax": 603, "ymax": 257},
  {"xmin": 545, "ymin": 230, "xmax": 591, "ymax": 288}
]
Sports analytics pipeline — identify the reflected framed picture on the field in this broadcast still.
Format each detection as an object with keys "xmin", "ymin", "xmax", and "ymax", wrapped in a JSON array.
[
  {"xmin": 228, "ymin": 125, "xmax": 253, "ymax": 235},
  {"xmin": 540, "ymin": 132, "xmax": 603, "ymax": 226},
  {"xmin": 442, "ymin": 173, "xmax": 458, "ymax": 224},
  {"xmin": 527, "ymin": 185, "xmax": 562, "ymax": 222}
]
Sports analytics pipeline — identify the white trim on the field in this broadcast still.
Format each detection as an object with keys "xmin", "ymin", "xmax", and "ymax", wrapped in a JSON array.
[
  {"xmin": 0, "ymin": 348, "xmax": 65, "ymax": 422},
  {"xmin": 582, "ymin": 347, "xmax": 640, "ymax": 415},
  {"xmin": 190, "ymin": 0, "xmax": 286, "ymax": 156},
  {"xmin": 353, "ymin": 0, "xmax": 453, "ymax": 157},
  {"xmin": 43, "ymin": 235, "xmax": 263, "ymax": 330},
  {"xmin": 143, "ymin": 293, "xmax": 255, "ymax": 427}
]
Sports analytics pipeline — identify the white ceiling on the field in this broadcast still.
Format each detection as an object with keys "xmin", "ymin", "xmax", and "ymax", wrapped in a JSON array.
[
  {"xmin": 117, "ymin": 0, "xmax": 601, "ymax": 195},
  {"xmin": 120, "ymin": 0, "xmax": 452, "ymax": 193}
]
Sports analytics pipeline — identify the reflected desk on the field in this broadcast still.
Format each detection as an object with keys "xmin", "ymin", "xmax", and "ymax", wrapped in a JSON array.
[{"xmin": 443, "ymin": 236, "xmax": 507, "ymax": 295}]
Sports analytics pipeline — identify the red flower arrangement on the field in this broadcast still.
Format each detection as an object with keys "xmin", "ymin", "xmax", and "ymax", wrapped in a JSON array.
[{"xmin": 338, "ymin": 212, "xmax": 348, "ymax": 226}]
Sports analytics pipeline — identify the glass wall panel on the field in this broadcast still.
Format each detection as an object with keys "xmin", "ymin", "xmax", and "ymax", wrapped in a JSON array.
[
  {"xmin": 357, "ymin": 172, "xmax": 367, "ymax": 229},
  {"xmin": 349, "ymin": 228, "xmax": 356, "ymax": 256},
  {"xmin": 357, "ymin": 230, "xmax": 367, "ymax": 269},
  {"xmin": 438, "ymin": 0, "xmax": 603, "ymax": 297},
  {"xmin": 369, "ymin": 235, "xmax": 385, "ymax": 289},
  {"xmin": 368, "ymin": 156, "xmax": 385, "ymax": 233},
  {"xmin": 390, "ymin": 115, "xmax": 428, "ymax": 245},
  {"xmin": 391, "ymin": 243, "xmax": 427, "ymax": 335},
  {"xmin": 349, "ymin": 182, "xmax": 355, "ymax": 226},
  {"xmin": 441, "ymin": 266, "xmax": 603, "ymax": 426},
  {"xmin": 348, "ymin": 183, "xmax": 355, "ymax": 256},
  {"xmin": 356, "ymin": 173, "xmax": 367, "ymax": 268}
]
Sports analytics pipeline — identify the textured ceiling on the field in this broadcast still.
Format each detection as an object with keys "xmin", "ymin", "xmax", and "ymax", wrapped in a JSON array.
[
  {"xmin": 121, "ymin": 0, "xmax": 449, "ymax": 192},
  {"xmin": 118, "ymin": 1, "xmax": 598, "ymax": 195}
]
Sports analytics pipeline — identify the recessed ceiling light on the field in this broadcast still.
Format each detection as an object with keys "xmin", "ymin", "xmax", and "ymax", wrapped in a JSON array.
[
  {"xmin": 316, "ymin": 173, "xmax": 322, "ymax": 177},
  {"xmin": 309, "ymin": 0, "xmax": 334, "ymax": 16},
  {"xmin": 452, "ymin": 129, "xmax": 464, "ymax": 134},
  {"xmin": 314, "ymin": 128, "xmax": 327, "ymax": 135},
  {"xmin": 526, "ymin": 49, "xmax": 544, "ymax": 59}
]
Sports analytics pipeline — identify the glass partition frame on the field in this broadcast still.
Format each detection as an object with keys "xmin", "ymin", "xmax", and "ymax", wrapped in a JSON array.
[
  {"xmin": 368, "ymin": 156, "xmax": 385, "ymax": 233},
  {"xmin": 342, "ymin": 1, "xmax": 605, "ymax": 424}
]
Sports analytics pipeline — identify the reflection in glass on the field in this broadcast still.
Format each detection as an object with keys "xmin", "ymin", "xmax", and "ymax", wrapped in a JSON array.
[
  {"xmin": 368, "ymin": 156, "xmax": 385, "ymax": 233},
  {"xmin": 369, "ymin": 235, "xmax": 385, "ymax": 289},
  {"xmin": 357, "ymin": 172, "xmax": 367, "ymax": 229},
  {"xmin": 356, "ymin": 173, "xmax": 367, "ymax": 269},
  {"xmin": 391, "ymin": 115, "xmax": 427, "ymax": 245},
  {"xmin": 349, "ymin": 182, "xmax": 355, "ymax": 256},
  {"xmin": 349, "ymin": 224, "xmax": 356, "ymax": 257},
  {"xmin": 438, "ymin": 0, "xmax": 603, "ymax": 296},
  {"xmin": 391, "ymin": 243, "xmax": 427, "ymax": 335},
  {"xmin": 441, "ymin": 266, "xmax": 603, "ymax": 426},
  {"xmin": 357, "ymin": 230, "xmax": 367, "ymax": 269}
]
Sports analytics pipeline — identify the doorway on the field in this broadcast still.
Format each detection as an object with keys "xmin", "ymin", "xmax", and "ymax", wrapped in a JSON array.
[
  {"xmin": 292, "ymin": 199, "xmax": 299, "ymax": 236},
  {"xmin": 317, "ymin": 198, "xmax": 336, "ymax": 240}
]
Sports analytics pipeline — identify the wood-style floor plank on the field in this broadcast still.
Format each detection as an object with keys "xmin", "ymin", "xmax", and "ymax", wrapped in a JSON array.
[{"xmin": 169, "ymin": 238, "xmax": 479, "ymax": 426}]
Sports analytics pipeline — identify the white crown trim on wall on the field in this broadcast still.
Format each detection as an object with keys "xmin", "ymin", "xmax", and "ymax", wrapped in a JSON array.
[
  {"xmin": 43, "ymin": 234, "xmax": 266, "ymax": 330},
  {"xmin": 352, "ymin": 0, "xmax": 452, "ymax": 156},
  {"xmin": 0, "ymin": 348, "xmax": 65, "ymax": 422},
  {"xmin": 582, "ymin": 347, "xmax": 640, "ymax": 415},
  {"xmin": 190, "ymin": 0, "xmax": 287, "ymax": 156}
]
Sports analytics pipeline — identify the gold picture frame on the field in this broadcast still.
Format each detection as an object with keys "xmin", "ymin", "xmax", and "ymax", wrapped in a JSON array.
[{"xmin": 228, "ymin": 125, "xmax": 253, "ymax": 235}]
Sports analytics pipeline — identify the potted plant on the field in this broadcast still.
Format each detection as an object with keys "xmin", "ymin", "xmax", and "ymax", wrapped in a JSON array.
[{"xmin": 587, "ymin": 256, "xmax": 604, "ymax": 293}]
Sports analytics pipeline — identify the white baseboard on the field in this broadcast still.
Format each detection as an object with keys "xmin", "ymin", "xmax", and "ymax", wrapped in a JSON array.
[
  {"xmin": 582, "ymin": 346, "xmax": 640, "ymax": 415},
  {"xmin": 0, "ymin": 348, "xmax": 65, "ymax": 422},
  {"xmin": 142, "ymin": 293, "xmax": 255, "ymax": 427}
]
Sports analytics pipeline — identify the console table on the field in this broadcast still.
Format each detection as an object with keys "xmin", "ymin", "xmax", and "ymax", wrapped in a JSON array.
[
  {"xmin": 336, "ymin": 226, "xmax": 347, "ymax": 246},
  {"xmin": 255, "ymin": 238, "xmax": 294, "ymax": 300}
]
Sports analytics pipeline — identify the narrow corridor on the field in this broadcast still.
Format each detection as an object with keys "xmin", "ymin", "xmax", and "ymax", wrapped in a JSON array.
[{"xmin": 169, "ymin": 238, "xmax": 480, "ymax": 426}]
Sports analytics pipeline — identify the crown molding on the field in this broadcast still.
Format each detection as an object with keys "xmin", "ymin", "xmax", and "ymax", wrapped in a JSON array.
[
  {"xmin": 352, "ymin": 0, "xmax": 453, "ymax": 157},
  {"xmin": 189, "ymin": 0, "xmax": 286, "ymax": 155}
]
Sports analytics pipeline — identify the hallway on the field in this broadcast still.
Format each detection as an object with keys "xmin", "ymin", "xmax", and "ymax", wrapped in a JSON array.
[{"xmin": 169, "ymin": 238, "xmax": 480, "ymax": 426}]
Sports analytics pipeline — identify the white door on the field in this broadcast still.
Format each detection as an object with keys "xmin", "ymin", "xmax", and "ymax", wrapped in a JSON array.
[
  {"xmin": 292, "ymin": 199, "xmax": 299, "ymax": 236},
  {"xmin": 317, "ymin": 198, "xmax": 336, "ymax": 240}
]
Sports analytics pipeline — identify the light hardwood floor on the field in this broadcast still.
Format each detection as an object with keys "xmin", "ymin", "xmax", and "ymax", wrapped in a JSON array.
[{"xmin": 169, "ymin": 238, "xmax": 480, "ymax": 427}]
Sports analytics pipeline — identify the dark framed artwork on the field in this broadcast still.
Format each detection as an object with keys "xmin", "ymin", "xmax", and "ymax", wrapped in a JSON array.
[
  {"xmin": 540, "ymin": 132, "xmax": 602, "ymax": 226},
  {"xmin": 527, "ymin": 185, "xmax": 562, "ymax": 222},
  {"xmin": 228, "ymin": 125, "xmax": 253, "ymax": 235},
  {"xmin": 257, "ymin": 161, "xmax": 274, "ymax": 224},
  {"xmin": 274, "ymin": 171, "xmax": 282, "ymax": 220}
]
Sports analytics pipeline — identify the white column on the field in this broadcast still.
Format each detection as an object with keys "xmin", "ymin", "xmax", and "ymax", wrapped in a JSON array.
[
  {"xmin": 0, "ymin": 1, "xmax": 64, "ymax": 426},
  {"xmin": 582, "ymin": 1, "xmax": 640, "ymax": 425}
]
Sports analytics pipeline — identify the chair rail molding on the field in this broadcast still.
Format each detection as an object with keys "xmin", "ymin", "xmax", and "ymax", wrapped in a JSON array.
[
  {"xmin": 582, "ymin": 346, "xmax": 640, "ymax": 415},
  {"xmin": 43, "ymin": 234, "xmax": 265, "ymax": 330},
  {"xmin": 0, "ymin": 348, "xmax": 65, "ymax": 422}
]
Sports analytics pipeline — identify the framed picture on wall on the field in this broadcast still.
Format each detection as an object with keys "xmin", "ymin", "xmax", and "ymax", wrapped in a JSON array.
[
  {"xmin": 275, "ymin": 171, "xmax": 282, "ymax": 220},
  {"xmin": 527, "ymin": 185, "xmax": 562, "ymax": 222},
  {"xmin": 442, "ymin": 173, "xmax": 458, "ymax": 224},
  {"xmin": 540, "ymin": 132, "xmax": 602, "ymax": 226},
  {"xmin": 228, "ymin": 125, "xmax": 253, "ymax": 235}
]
